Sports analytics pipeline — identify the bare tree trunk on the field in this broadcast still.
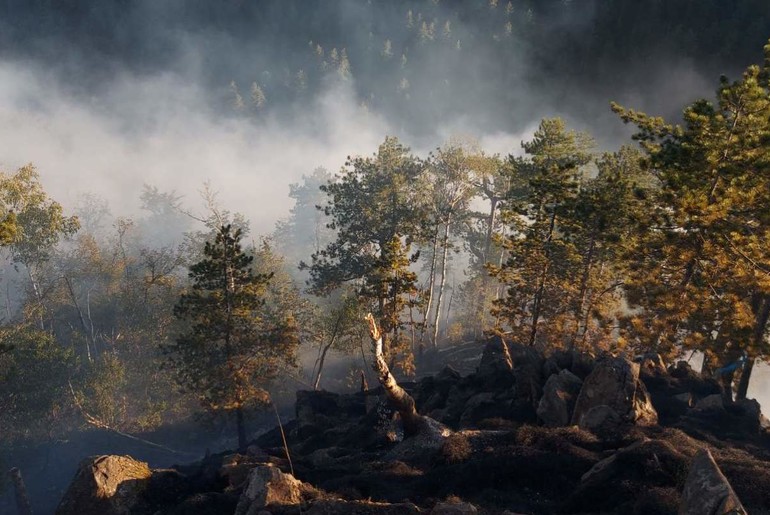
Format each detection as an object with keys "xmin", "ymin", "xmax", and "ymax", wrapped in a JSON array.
[
  {"xmin": 236, "ymin": 406, "xmax": 247, "ymax": 451},
  {"xmin": 475, "ymin": 197, "xmax": 499, "ymax": 337},
  {"xmin": 529, "ymin": 211, "xmax": 557, "ymax": 347},
  {"xmin": 572, "ymin": 233, "xmax": 597, "ymax": 348},
  {"xmin": 736, "ymin": 359, "xmax": 754, "ymax": 402},
  {"xmin": 313, "ymin": 342, "xmax": 334, "ymax": 391},
  {"xmin": 313, "ymin": 310, "xmax": 343, "ymax": 390},
  {"xmin": 64, "ymin": 276, "xmax": 92, "ymax": 362},
  {"xmin": 721, "ymin": 369, "xmax": 736, "ymax": 404},
  {"xmin": 432, "ymin": 221, "xmax": 451, "ymax": 347},
  {"xmin": 528, "ymin": 262, "xmax": 549, "ymax": 347},
  {"xmin": 310, "ymin": 340, "xmax": 324, "ymax": 388},
  {"xmin": 9, "ymin": 468, "xmax": 32, "ymax": 515},
  {"xmin": 360, "ymin": 370, "xmax": 369, "ymax": 392},
  {"xmin": 419, "ymin": 226, "xmax": 440, "ymax": 348},
  {"xmin": 408, "ymin": 294, "xmax": 418, "ymax": 360},
  {"xmin": 86, "ymin": 289, "xmax": 98, "ymax": 356},
  {"xmin": 365, "ymin": 313, "xmax": 423, "ymax": 435},
  {"xmin": 444, "ymin": 277, "xmax": 455, "ymax": 342},
  {"xmin": 27, "ymin": 267, "xmax": 44, "ymax": 331}
]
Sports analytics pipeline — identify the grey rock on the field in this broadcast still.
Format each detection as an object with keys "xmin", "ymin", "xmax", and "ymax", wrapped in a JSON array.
[
  {"xmin": 632, "ymin": 378, "xmax": 659, "ymax": 426},
  {"xmin": 508, "ymin": 342, "xmax": 545, "ymax": 407},
  {"xmin": 459, "ymin": 392, "xmax": 498, "ymax": 426},
  {"xmin": 56, "ymin": 455, "xmax": 152, "ymax": 515},
  {"xmin": 695, "ymin": 394, "xmax": 724, "ymax": 411},
  {"xmin": 477, "ymin": 336, "xmax": 513, "ymax": 377},
  {"xmin": 673, "ymin": 393, "xmax": 693, "ymax": 407},
  {"xmin": 235, "ymin": 465, "xmax": 302, "ymax": 515},
  {"xmin": 537, "ymin": 369, "xmax": 583, "ymax": 427},
  {"xmin": 578, "ymin": 405, "xmax": 623, "ymax": 437},
  {"xmin": 571, "ymin": 356, "xmax": 658, "ymax": 427},
  {"xmin": 679, "ymin": 448, "xmax": 746, "ymax": 515},
  {"xmin": 384, "ymin": 417, "xmax": 452, "ymax": 462}
]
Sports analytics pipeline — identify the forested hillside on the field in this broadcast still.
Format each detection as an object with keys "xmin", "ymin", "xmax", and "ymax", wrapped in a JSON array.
[
  {"xmin": 2, "ymin": 0, "xmax": 770, "ymax": 142},
  {"xmin": 2, "ymin": 1, "xmax": 770, "ymax": 513}
]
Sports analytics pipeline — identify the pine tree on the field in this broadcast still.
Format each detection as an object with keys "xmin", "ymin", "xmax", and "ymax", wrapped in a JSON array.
[
  {"xmin": 492, "ymin": 118, "xmax": 593, "ymax": 347},
  {"xmin": 303, "ymin": 137, "xmax": 425, "ymax": 373},
  {"xmin": 168, "ymin": 225, "xmax": 298, "ymax": 449},
  {"xmin": 613, "ymin": 39, "xmax": 770, "ymax": 398}
]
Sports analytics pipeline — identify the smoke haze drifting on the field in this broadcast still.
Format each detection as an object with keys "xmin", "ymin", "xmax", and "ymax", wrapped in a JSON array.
[
  {"xmin": 2, "ymin": 2, "xmax": 770, "ymax": 407},
  {"xmin": 3, "ymin": 0, "xmax": 767, "ymax": 232}
]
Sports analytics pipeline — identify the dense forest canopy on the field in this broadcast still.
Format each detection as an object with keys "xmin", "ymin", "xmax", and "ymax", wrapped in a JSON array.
[{"xmin": 2, "ymin": 2, "xmax": 770, "ymax": 499}]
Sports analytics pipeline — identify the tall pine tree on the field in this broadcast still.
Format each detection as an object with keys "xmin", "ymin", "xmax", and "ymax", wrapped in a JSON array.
[
  {"xmin": 304, "ymin": 137, "xmax": 425, "ymax": 373},
  {"xmin": 168, "ymin": 225, "xmax": 298, "ymax": 448},
  {"xmin": 613, "ymin": 39, "xmax": 770, "ymax": 399}
]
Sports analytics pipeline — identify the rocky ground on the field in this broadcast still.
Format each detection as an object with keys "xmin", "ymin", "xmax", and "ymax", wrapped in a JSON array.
[{"xmin": 51, "ymin": 337, "xmax": 770, "ymax": 514}]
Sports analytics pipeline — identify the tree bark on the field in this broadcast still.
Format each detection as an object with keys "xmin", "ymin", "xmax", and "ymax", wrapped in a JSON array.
[
  {"xmin": 64, "ymin": 276, "xmax": 93, "ymax": 362},
  {"xmin": 735, "ymin": 358, "xmax": 754, "ymax": 402},
  {"xmin": 736, "ymin": 295, "xmax": 770, "ymax": 400},
  {"xmin": 571, "ymin": 231, "xmax": 596, "ymax": 348},
  {"xmin": 721, "ymin": 369, "xmax": 735, "ymax": 404},
  {"xmin": 236, "ymin": 406, "xmax": 247, "ymax": 451},
  {"xmin": 475, "ymin": 197, "xmax": 499, "ymax": 338},
  {"xmin": 9, "ymin": 468, "xmax": 32, "ymax": 515},
  {"xmin": 432, "ymin": 220, "xmax": 452, "ymax": 347},
  {"xmin": 313, "ymin": 342, "xmax": 333, "ymax": 391},
  {"xmin": 313, "ymin": 310, "xmax": 343, "ymax": 390},
  {"xmin": 366, "ymin": 313, "xmax": 423, "ymax": 435},
  {"xmin": 419, "ymin": 225, "xmax": 440, "ymax": 349},
  {"xmin": 529, "ymin": 210, "xmax": 557, "ymax": 347}
]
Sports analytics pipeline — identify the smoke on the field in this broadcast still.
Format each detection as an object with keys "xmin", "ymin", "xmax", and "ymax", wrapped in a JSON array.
[
  {"xmin": 2, "ymin": 1, "xmax": 770, "ymax": 415},
  {"xmin": 0, "ymin": 0, "xmax": 742, "ymax": 235},
  {"xmin": 0, "ymin": 59, "xmax": 394, "ymax": 235}
]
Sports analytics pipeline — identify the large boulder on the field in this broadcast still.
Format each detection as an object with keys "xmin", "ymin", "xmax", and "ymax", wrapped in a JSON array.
[
  {"xmin": 384, "ymin": 417, "xmax": 453, "ymax": 463},
  {"xmin": 234, "ymin": 465, "xmax": 303, "ymax": 515},
  {"xmin": 640, "ymin": 360, "xmax": 722, "ymax": 425},
  {"xmin": 508, "ymin": 342, "xmax": 545, "ymax": 409},
  {"xmin": 695, "ymin": 394, "xmax": 725, "ymax": 411},
  {"xmin": 537, "ymin": 369, "xmax": 583, "ymax": 427},
  {"xmin": 458, "ymin": 392, "xmax": 499, "ymax": 427},
  {"xmin": 570, "ymin": 356, "xmax": 658, "ymax": 428},
  {"xmin": 577, "ymin": 405, "xmax": 623, "ymax": 437},
  {"xmin": 680, "ymin": 396, "xmax": 765, "ymax": 441},
  {"xmin": 476, "ymin": 336, "xmax": 514, "ymax": 387},
  {"xmin": 679, "ymin": 448, "xmax": 747, "ymax": 515},
  {"xmin": 632, "ymin": 378, "xmax": 659, "ymax": 425},
  {"xmin": 415, "ymin": 365, "xmax": 462, "ymax": 416},
  {"xmin": 546, "ymin": 349, "xmax": 595, "ymax": 380},
  {"xmin": 56, "ymin": 455, "xmax": 153, "ymax": 515}
]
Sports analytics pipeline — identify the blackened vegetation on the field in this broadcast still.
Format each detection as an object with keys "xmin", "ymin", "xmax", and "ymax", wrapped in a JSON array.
[{"xmin": 56, "ymin": 337, "xmax": 770, "ymax": 514}]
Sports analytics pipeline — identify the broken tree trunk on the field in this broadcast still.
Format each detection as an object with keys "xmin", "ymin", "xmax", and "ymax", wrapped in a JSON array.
[{"xmin": 365, "ymin": 313, "xmax": 449, "ymax": 438}]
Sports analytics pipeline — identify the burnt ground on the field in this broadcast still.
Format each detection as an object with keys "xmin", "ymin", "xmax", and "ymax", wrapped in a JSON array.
[{"xmin": 46, "ymin": 341, "xmax": 770, "ymax": 514}]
